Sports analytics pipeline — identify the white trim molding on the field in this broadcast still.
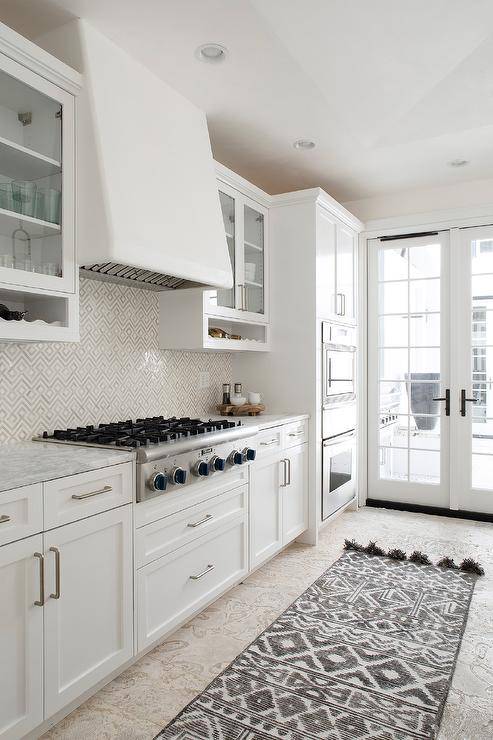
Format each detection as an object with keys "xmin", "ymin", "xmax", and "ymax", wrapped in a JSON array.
[{"xmin": 0, "ymin": 21, "xmax": 82, "ymax": 95}]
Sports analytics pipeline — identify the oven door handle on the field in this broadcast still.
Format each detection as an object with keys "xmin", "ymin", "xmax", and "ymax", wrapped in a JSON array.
[{"xmin": 323, "ymin": 431, "xmax": 356, "ymax": 448}]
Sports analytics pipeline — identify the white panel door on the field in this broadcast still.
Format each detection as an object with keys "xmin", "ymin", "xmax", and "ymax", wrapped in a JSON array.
[
  {"xmin": 453, "ymin": 226, "xmax": 493, "ymax": 514},
  {"xmin": 0, "ymin": 535, "xmax": 43, "ymax": 740},
  {"xmin": 250, "ymin": 453, "xmax": 283, "ymax": 569},
  {"xmin": 44, "ymin": 505, "xmax": 133, "ymax": 716},
  {"xmin": 282, "ymin": 444, "xmax": 308, "ymax": 544},
  {"xmin": 316, "ymin": 207, "xmax": 337, "ymax": 319},
  {"xmin": 368, "ymin": 233, "xmax": 450, "ymax": 507},
  {"xmin": 336, "ymin": 224, "xmax": 356, "ymax": 322}
]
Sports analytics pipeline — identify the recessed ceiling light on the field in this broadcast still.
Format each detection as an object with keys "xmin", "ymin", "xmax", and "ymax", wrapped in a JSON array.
[
  {"xmin": 195, "ymin": 43, "xmax": 228, "ymax": 63},
  {"xmin": 448, "ymin": 158, "xmax": 469, "ymax": 167},
  {"xmin": 293, "ymin": 139, "xmax": 316, "ymax": 150}
]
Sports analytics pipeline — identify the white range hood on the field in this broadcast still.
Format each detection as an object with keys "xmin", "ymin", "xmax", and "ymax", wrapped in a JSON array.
[{"xmin": 37, "ymin": 20, "xmax": 233, "ymax": 291}]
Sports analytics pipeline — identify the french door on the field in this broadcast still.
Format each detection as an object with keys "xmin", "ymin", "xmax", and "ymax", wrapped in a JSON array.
[{"xmin": 368, "ymin": 226, "xmax": 493, "ymax": 514}]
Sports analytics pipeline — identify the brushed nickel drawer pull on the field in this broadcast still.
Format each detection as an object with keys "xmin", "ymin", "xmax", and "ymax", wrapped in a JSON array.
[
  {"xmin": 49, "ymin": 547, "xmax": 61, "ymax": 600},
  {"xmin": 0, "ymin": 514, "xmax": 10, "ymax": 524},
  {"xmin": 288, "ymin": 430, "xmax": 304, "ymax": 437},
  {"xmin": 280, "ymin": 459, "xmax": 288, "ymax": 487},
  {"xmin": 190, "ymin": 563, "xmax": 215, "ymax": 580},
  {"xmin": 34, "ymin": 552, "xmax": 45, "ymax": 607},
  {"xmin": 187, "ymin": 514, "xmax": 213, "ymax": 528},
  {"xmin": 72, "ymin": 485, "xmax": 112, "ymax": 500},
  {"xmin": 260, "ymin": 439, "xmax": 278, "ymax": 446},
  {"xmin": 287, "ymin": 458, "xmax": 292, "ymax": 486}
]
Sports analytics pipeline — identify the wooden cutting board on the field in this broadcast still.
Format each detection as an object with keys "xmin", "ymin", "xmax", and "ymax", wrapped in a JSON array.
[{"xmin": 217, "ymin": 403, "xmax": 265, "ymax": 417}]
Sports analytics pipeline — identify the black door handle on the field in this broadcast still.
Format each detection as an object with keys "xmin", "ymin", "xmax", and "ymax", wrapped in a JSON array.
[
  {"xmin": 432, "ymin": 388, "xmax": 450, "ymax": 416},
  {"xmin": 460, "ymin": 389, "xmax": 476, "ymax": 417}
]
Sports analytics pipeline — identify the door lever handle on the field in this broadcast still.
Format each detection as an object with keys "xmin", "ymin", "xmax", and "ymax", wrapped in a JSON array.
[
  {"xmin": 432, "ymin": 388, "xmax": 450, "ymax": 416},
  {"xmin": 460, "ymin": 389, "xmax": 476, "ymax": 417}
]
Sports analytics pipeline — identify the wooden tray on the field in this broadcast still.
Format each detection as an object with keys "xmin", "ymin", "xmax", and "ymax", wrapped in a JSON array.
[{"xmin": 217, "ymin": 403, "xmax": 265, "ymax": 417}]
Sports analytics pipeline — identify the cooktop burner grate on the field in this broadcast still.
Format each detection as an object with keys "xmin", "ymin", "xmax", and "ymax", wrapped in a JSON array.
[{"xmin": 40, "ymin": 416, "xmax": 241, "ymax": 448}]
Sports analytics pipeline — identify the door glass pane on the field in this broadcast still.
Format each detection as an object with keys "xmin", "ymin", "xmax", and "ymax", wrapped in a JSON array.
[
  {"xmin": 379, "ymin": 447, "xmax": 408, "ymax": 481},
  {"xmin": 243, "ymin": 204, "xmax": 264, "ymax": 315},
  {"xmin": 376, "ymin": 238, "xmax": 442, "ymax": 484},
  {"xmin": 471, "ymin": 239, "xmax": 493, "ymax": 491},
  {"xmin": 410, "ymin": 450, "xmax": 440, "ymax": 485},
  {"xmin": 0, "ymin": 67, "xmax": 63, "ymax": 280},
  {"xmin": 216, "ymin": 191, "xmax": 235, "ymax": 309}
]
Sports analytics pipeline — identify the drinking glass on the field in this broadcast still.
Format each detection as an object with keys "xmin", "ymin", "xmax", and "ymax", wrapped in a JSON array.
[
  {"xmin": 42, "ymin": 188, "xmax": 61, "ymax": 224},
  {"xmin": 11, "ymin": 181, "xmax": 37, "ymax": 217}
]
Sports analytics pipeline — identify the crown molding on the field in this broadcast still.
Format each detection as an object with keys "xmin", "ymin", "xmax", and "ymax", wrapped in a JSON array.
[
  {"xmin": 0, "ymin": 21, "xmax": 82, "ymax": 95},
  {"xmin": 271, "ymin": 188, "xmax": 364, "ymax": 232},
  {"xmin": 214, "ymin": 160, "xmax": 271, "ymax": 207}
]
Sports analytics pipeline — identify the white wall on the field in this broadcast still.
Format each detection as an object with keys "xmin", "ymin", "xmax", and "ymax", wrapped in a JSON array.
[{"xmin": 344, "ymin": 177, "xmax": 493, "ymax": 223}]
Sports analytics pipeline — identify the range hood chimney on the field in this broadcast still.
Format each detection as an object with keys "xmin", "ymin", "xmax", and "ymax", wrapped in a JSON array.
[{"xmin": 36, "ymin": 20, "xmax": 233, "ymax": 291}]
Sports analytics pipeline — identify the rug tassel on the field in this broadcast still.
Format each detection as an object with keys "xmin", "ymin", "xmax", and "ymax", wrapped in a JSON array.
[
  {"xmin": 459, "ymin": 558, "xmax": 485, "ymax": 576},
  {"xmin": 343, "ymin": 541, "xmax": 484, "ymax": 575},
  {"xmin": 436, "ymin": 556, "xmax": 459, "ymax": 570}
]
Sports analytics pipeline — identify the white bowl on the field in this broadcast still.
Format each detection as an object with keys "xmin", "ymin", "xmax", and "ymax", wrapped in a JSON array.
[{"xmin": 230, "ymin": 396, "xmax": 246, "ymax": 406}]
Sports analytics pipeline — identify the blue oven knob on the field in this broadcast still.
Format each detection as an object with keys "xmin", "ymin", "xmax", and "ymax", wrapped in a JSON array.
[
  {"xmin": 148, "ymin": 472, "xmax": 168, "ymax": 492},
  {"xmin": 192, "ymin": 460, "xmax": 209, "ymax": 477},
  {"xmin": 210, "ymin": 455, "xmax": 226, "ymax": 472},
  {"xmin": 242, "ymin": 447, "xmax": 256, "ymax": 461},
  {"xmin": 172, "ymin": 467, "xmax": 188, "ymax": 485},
  {"xmin": 228, "ymin": 450, "xmax": 244, "ymax": 466}
]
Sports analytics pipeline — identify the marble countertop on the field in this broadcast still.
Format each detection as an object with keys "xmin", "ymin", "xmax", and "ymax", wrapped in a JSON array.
[
  {"xmin": 0, "ymin": 441, "xmax": 135, "ymax": 493},
  {"xmin": 212, "ymin": 413, "xmax": 309, "ymax": 431}
]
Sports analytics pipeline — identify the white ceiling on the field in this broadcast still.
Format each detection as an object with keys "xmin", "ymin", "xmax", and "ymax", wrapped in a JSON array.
[{"xmin": 2, "ymin": 0, "xmax": 493, "ymax": 201}]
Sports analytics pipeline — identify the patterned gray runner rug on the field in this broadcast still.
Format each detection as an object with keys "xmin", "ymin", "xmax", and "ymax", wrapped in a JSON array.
[{"xmin": 156, "ymin": 550, "xmax": 480, "ymax": 739}]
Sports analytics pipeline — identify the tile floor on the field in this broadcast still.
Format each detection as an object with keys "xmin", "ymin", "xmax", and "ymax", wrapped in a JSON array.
[{"xmin": 42, "ymin": 506, "xmax": 493, "ymax": 740}]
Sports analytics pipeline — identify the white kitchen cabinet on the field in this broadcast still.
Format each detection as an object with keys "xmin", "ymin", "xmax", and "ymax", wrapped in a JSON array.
[
  {"xmin": 316, "ymin": 206, "xmax": 357, "ymax": 323},
  {"xmin": 207, "ymin": 181, "xmax": 268, "ymax": 324},
  {"xmin": 158, "ymin": 162, "xmax": 270, "ymax": 352},
  {"xmin": 249, "ymin": 452, "xmax": 283, "ymax": 569},
  {"xmin": 282, "ymin": 444, "xmax": 309, "ymax": 544},
  {"xmin": 0, "ymin": 534, "xmax": 43, "ymax": 740},
  {"xmin": 0, "ymin": 23, "xmax": 81, "ymax": 342},
  {"xmin": 43, "ymin": 505, "xmax": 133, "ymax": 716},
  {"xmin": 250, "ymin": 432, "xmax": 309, "ymax": 570},
  {"xmin": 137, "ymin": 515, "xmax": 247, "ymax": 651}
]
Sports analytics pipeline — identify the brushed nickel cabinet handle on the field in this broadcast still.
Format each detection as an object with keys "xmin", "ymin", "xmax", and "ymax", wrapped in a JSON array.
[
  {"xmin": 238, "ymin": 283, "xmax": 245, "ymax": 310},
  {"xmin": 190, "ymin": 563, "xmax": 215, "ymax": 580},
  {"xmin": 287, "ymin": 458, "xmax": 292, "ymax": 486},
  {"xmin": 0, "ymin": 514, "xmax": 10, "ymax": 524},
  {"xmin": 34, "ymin": 552, "xmax": 45, "ymax": 607},
  {"xmin": 187, "ymin": 514, "xmax": 213, "ymax": 528},
  {"xmin": 260, "ymin": 439, "xmax": 278, "ymax": 446},
  {"xmin": 49, "ymin": 547, "xmax": 61, "ymax": 600},
  {"xmin": 280, "ymin": 458, "xmax": 288, "ymax": 487},
  {"xmin": 72, "ymin": 485, "xmax": 112, "ymax": 500},
  {"xmin": 288, "ymin": 430, "xmax": 304, "ymax": 437}
]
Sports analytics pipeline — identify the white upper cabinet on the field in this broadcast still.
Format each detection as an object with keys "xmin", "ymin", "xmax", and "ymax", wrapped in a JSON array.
[
  {"xmin": 316, "ymin": 204, "xmax": 357, "ymax": 323},
  {"xmin": 0, "ymin": 52, "xmax": 76, "ymax": 295},
  {"xmin": 206, "ymin": 182, "xmax": 268, "ymax": 325},
  {"xmin": 0, "ymin": 22, "xmax": 81, "ymax": 342}
]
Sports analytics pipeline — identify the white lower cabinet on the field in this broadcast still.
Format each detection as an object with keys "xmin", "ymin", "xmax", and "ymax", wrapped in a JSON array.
[
  {"xmin": 44, "ymin": 505, "xmax": 133, "ymax": 716},
  {"xmin": 282, "ymin": 443, "xmax": 309, "ymax": 544},
  {"xmin": 249, "ymin": 453, "xmax": 283, "ymax": 569},
  {"xmin": 250, "ymin": 440, "xmax": 308, "ymax": 569},
  {"xmin": 0, "ymin": 535, "xmax": 43, "ymax": 740},
  {"xmin": 137, "ymin": 515, "xmax": 247, "ymax": 651}
]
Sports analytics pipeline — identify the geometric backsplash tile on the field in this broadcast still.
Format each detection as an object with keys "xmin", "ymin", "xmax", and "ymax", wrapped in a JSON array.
[{"xmin": 0, "ymin": 278, "xmax": 232, "ymax": 443}]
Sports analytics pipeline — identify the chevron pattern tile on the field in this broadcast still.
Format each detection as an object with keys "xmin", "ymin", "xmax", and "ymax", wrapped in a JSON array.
[{"xmin": 0, "ymin": 278, "xmax": 232, "ymax": 443}]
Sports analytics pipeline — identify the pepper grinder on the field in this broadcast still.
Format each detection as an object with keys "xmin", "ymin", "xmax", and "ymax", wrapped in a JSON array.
[{"xmin": 222, "ymin": 383, "xmax": 231, "ymax": 405}]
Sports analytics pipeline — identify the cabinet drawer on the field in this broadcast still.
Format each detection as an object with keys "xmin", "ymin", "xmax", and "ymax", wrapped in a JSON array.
[
  {"xmin": 44, "ymin": 463, "xmax": 133, "ymax": 529},
  {"xmin": 0, "ymin": 483, "xmax": 43, "ymax": 547},
  {"xmin": 137, "ymin": 516, "xmax": 247, "ymax": 651},
  {"xmin": 136, "ymin": 485, "xmax": 247, "ymax": 568},
  {"xmin": 283, "ymin": 418, "xmax": 308, "ymax": 448},
  {"xmin": 255, "ymin": 427, "xmax": 283, "ymax": 458}
]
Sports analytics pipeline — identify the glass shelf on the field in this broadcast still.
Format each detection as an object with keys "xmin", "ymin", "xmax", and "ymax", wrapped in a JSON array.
[{"xmin": 0, "ymin": 136, "xmax": 61, "ymax": 180}]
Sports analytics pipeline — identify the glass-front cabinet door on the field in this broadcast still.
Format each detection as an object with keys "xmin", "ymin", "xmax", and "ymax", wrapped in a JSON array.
[
  {"xmin": 207, "ymin": 182, "xmax": 268, "ymax": 324},
  {"xmin": 0, "ymin": 54, "xmax": 75, "ymax": 293},
  {"xmin": 242, "ymin": 201, "xmax": 265, "ymax": 317}
]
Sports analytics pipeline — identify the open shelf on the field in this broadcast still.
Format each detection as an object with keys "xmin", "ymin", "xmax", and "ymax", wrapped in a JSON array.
[
  {"xmin": 0, "ymin": 207, "xmax": 60, "ymax": 238},
  {"xmin": 0, "ymin": 136, "xmax": 61, "ymax": 180},
  {"xmin": 0, "ymin": 286, "xmax": 78, "ymax": 342},
  {"xmin": 244, "ymin": 240, "xmax": 262, "ymax": 252},
  {"xmin": 206, "ymin": 317, "xmax": 269, "ymax": 351},
  {"xmin": 245, "ymin": 279, "xmax": 263, "ymax": 288}
]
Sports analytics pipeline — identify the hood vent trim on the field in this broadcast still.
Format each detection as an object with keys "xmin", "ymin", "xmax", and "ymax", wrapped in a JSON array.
[{"xmin": 80, "ymin": 263, "xmax": 206, "ymax": 292}]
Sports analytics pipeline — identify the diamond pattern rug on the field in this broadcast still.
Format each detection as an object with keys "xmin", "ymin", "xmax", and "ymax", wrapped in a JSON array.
[{"xmin": 156, "ymin": 550, "xmax": 479, "ymax": 739}]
